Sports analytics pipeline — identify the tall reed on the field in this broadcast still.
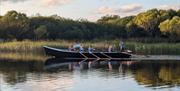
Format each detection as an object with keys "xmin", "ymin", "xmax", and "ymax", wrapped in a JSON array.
[{"xmin": 0, "ymin": 40, "xmax": 179, "ymax": 56}]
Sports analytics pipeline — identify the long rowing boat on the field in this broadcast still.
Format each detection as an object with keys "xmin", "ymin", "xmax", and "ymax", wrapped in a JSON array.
[{"xmin": 43, "ymin": 46, "xmax": 131, "ymax": 59}]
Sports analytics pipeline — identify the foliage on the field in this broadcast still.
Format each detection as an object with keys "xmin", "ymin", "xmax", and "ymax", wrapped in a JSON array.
[
  {"xmin": 0, "ymin": 10, "xmax": 30, "ymax": 40},
  {"xmin": 133, "ymin": 9, "xmax": 161, "ymax": 36},
  {"xmin": 159, "ymin": 16, "xmax": 180, "ymax": 37},
  {"xmin": 34, "ymin": 25, "xmax": 48, "ymax": 39},
  {"xmin": 0, "ymin": 9, "xmax": 179, "ymax": 41}
]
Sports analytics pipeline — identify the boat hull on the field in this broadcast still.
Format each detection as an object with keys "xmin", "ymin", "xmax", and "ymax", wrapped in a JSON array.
[{"xmin": 43, "ymin": 46, "xmax": 131, "ymax": 59}]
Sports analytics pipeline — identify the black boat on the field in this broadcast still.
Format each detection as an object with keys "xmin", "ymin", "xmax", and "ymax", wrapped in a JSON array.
[{"xmin": 43, "ymin": 46, "xmax": 131, "ymax": 59}]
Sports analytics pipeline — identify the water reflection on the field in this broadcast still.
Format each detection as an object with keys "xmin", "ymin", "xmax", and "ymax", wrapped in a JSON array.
[
  {"xmin": 44, "ymin": 58, "xmax": 135, "ymax": 71},
  {"xmin": 0, "ymin": 58, "xmax": 180, "ymax": 91},
  {"xmin": 134, "ymin": 61, "xmax": 180, "ymax": 88},
  {"xmin": 0, "ymin": 59, "xmax": 44, "ymax": 86},
  {"xmin": 44, "ymin": 58, "xmax": 180, "ymax": 88}
]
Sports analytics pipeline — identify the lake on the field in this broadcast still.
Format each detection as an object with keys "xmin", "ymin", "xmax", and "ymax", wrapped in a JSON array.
[{"xmin": 0, "ymin": 57, "xmax": 180, "ymax": 91}]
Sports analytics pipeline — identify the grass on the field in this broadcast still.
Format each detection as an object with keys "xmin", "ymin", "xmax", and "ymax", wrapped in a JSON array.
[
  {"xmin": 0, "ymin": 40, "xmax": 179, "ymax": 61},
  {"xmin": 125, "ymin": 42, "xmax": 180, "ymax": 55},
  {"xmin": 0, "ymin": 40, "xmax": 117, "ymax": 53},
  {"xmin": 0, "ymin": 52, "xmax": 47, "ymax": 61}
]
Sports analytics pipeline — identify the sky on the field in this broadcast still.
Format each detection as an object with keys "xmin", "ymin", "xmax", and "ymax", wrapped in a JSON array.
[{"xmin": 0, "ymin": 0, "xmax": 180, "ymax": 21}]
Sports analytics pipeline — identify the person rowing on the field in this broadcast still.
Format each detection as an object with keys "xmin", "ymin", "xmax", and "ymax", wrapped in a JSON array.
[
  {"xmin": 88, "ymin": 45, "xmax": 95, "ymax": 53},
  {"xmin": 73, "ymin": 42, "xmax": 81, "ymax": 49},
  {"xmin": 119, "ymin": 41, "xmax": 125, "ymax": 52},
  {"xmin": 73, "ymin": 42, "xmax": 84, "ymax": 53},
  {"xmin": 79, "ymin": 46, "xmax": 84, "ymax": 53},
  {"xmin": 108, "ymin": 45, "xmax": 114, "ymax": 52},
  {"xmin": 68, "ymin": 45, "xmax": 74, "ymax": 51}
]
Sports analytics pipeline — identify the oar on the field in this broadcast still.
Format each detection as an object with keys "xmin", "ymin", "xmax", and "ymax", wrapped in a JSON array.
[
  {"xmin": 100, "ymin": 52, "xmax": 112, "ymax": 59},
  {"xmin": 91, "ymin": 58, "xmax": 100, "ymax": 63},
  {"xmin": 80, "ymin": 53, "xmax": 88, "ymax": 59},
  {"xmin": 88, "ymin": 59, "xmax": 99, "ymax": 69},
  {"xmin": 79, "ymin": 59, "xmax": 87, "ymax": 64},
  {"xmin": 91, "ymin": 53, "xmax": 100, "ymax": 59}
]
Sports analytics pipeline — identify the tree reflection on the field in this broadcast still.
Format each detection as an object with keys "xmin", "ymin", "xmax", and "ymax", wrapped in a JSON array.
[
  {"xmin": 0, "ymin": 60, "xmax": 44, "ymax": 85},
  {"xmin": 134, "ymin": 61, "xmax": 180, "ymax": 87},
  {"xmin": 158, "ymin": 65, "xmax": 180, "ymax": 84}
]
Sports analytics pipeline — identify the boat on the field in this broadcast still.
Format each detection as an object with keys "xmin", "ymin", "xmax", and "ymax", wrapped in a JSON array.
[{"xmin": 43, "ymin": 46, "xmax": 131, "ymax": 59}]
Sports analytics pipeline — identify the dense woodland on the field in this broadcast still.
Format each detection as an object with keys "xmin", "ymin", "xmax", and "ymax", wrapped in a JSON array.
[{"xmin": 0, "ymin": 9, "xmax": 179, "ymax": 41}]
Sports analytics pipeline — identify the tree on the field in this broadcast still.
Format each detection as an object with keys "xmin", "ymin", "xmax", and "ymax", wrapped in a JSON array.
[
  {"xmin": 116, "ymin": 16, "xmax": 135, "ymax": 26},
  {"xmin": 97, "ymin": 15, "xmax": 120, "ymax": 24},
  {"xmin": 34, "ymin": 25, "xmax": 48, "ymax": 40},
  {"xmin": 126, "ymin": 21, "xmax": 147, "ymax": 37},
  {"xmin": 159, "ymin": 16, "xmax": 180, "ymax": 37},
  {"xmin": 177, "ymin": 9, "xmax": 180, "ymax": 17},
  {"xmin": 133, "ymin": 9, "xmax": 161, "ymax": 37},
  {"xmin": 0, "ymin": 10, "xmax": 30, "ymax": 40},
  {"xmin": 0, "ymin": 9, "xmax": 179, "ymax": 41}
]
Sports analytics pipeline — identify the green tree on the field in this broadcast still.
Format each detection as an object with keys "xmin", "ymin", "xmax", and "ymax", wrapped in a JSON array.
[
  {"xmin": 0, "ymin": 9, "xmax": 179, "ymax": 41},
  {"xmin": 97, "ymin": 15, "xmax": 120, "ymax": 24},
  {"xmin": 0, "ymin": 10, "xmax": 30, "ymax": 40},
  {"xmin": 133, "ymin": 9, "xmax": 161, "ymax": 36},
  {"xmin": 34, "ymin": 25, "xmax": 48, "ymax": 40},
  {"xmin": 116, "ymin": 16, "xmax": 134, "ymax": 26},
  {"xmin": 177, "ymin": 9, "xmax": 180, "ymax": 17},
  {"xmin": 159, "ymin": 16, "xmax": 180, "ymax": 37}
]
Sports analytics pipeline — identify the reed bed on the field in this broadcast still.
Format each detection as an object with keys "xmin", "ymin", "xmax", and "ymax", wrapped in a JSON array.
[
  {"xmin": 0, "ymin": 40, "xmax": 117, "ymax": 53},
  {"xmin": 0, "ymin": 52, "xmax": 47, "ymax": 61},
  {"xmin": 0, "ymin": 40, "xmax": 179, "ymax": 61},
  {"xmin": 125, "ymin": 42, "xmax": 180, "ymax": 55}
]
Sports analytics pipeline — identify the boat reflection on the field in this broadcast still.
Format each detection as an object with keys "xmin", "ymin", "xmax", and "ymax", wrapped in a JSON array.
[
  {"xmin": 44, "ymin": 58, "xmax": 136, "ymax": 71},
  {"xmin": 44, "ymin": 58, "xmax": 180, "ymax": 88}
]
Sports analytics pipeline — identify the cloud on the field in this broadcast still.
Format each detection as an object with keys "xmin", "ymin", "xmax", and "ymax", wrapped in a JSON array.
[
  {"xmin": 158, "ymin": 4, "xmax": 180, "ymax": 10},
  {"xmin": 42, "ymin": 0, "xmax": 72, "ymax": 6},
  {"xmin": 96, "ymin": 3, "xmax": 143, "ymax": 15},
  {"xmin": 1, "ymin": 0, "xmax": 73, "ymax": 6},
  {"xmin": 96, "ymin": 6, "xmax": 115, "ymax": 14},
  {"xmin": 116, "ymin": 3, "xmax": 143, "ymax": 13},
  {"xmin": 1, "ymin": 0, "xmax": 28, "ymax": 3}
]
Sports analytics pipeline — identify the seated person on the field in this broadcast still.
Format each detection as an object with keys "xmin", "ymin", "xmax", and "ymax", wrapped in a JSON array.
[
  {"xmin": 119, "ymin": 41, "xmax": 125, "ymax": 52},
  {"xmin": 79, "ymin": 46, "xmax": 84, "ymax": 53},
  {"xmin": 108, "ymin": 45, "xmax": 113, "ymax": 52},
  {"xmin": 88, "ymin": 45, "xmax": 95, "ymax": 53},
  {"xmin": 68, "ymin": 45, "xmax": 74, "ymax": 51}
]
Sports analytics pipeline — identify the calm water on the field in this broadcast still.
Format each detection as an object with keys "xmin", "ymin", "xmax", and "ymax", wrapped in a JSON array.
[{"xmin": 0, "ymin": 58, "xmax": 180, "ymax": 91}]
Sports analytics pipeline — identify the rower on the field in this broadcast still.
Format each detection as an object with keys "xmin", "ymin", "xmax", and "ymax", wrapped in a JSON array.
[
  {"xmin": 73, "ymin": 43, "xmax": 81, "ymax": 49},
  {"xmin": 108, "ymin": 45, "xmax": 112, "ymax": 52},
  {"xmin": 73, "ymin": 42, "xmax": 82, "ymax": 52},
  {"xmin": 119, "ymin": 41, "xmax": 125, "ymax": 52},
  {"xmin": 68, "ymin": 45, "xmax": 74, "ymax": 51},
  {"xmin": 79, "ymin": 46, "xmax": 84, "ymax": 53},
  {"xmin": 88, "ymin": 45, "xmax": 95, "ymax": 53}
]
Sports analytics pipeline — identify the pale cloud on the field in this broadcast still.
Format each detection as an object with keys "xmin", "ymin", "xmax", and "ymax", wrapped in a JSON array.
[
  {"xmin": 158, "ymin": 4, "xmax": 180, "ymax": 10},
  {"xmin": 42, "ymin": 0, "xmax": 72, "ymax": 6},
  {"xmin": 1, "ymin": 0, "xmax": 28, "ymax": 3},
  {"xmin": 96, "ymin": 3, "xmax": 143, "ymax": 15},
  {"xmin": 96, "ymin": 6, "xmax": 115, "ymax": 14},
  {"xmin": 116, "ymin": 3, "xmax": 143, "ymax": 13},
  {"xmin": 0, "ymin": 0, "xmax": 72, "ymax": 6}
]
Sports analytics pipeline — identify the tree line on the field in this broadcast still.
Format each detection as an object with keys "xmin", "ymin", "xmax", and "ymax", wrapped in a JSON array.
[{"xmin": 0, "ymin": 9, "xmax": 179, "ymax": 41}]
